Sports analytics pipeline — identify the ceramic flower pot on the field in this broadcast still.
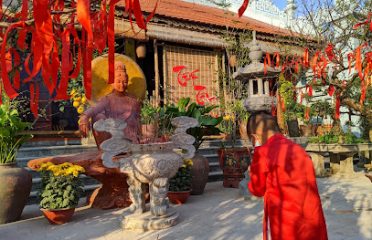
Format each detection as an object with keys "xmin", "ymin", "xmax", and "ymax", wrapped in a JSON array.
[
  {"xmin": 41, "ymin": 208, "xmax": 75, "ymax": 225},
  {"xmin": 190, "ymin": 154, "xmax": 209, "ymax": 195},
  {"xmin": 167, "ymin": 191, "xmax": 191, "ymax": 205},
  {"xmin": 0, "ymin": 163, "xmax": 32, "ymax": 224}
]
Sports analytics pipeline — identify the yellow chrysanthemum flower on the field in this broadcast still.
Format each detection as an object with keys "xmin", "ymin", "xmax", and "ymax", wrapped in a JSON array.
[{"xmin": 223, "ymin": 115, "xmax": 231, "ymax": 121}]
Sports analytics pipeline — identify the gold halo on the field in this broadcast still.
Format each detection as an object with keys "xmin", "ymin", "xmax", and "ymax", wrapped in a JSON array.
[{"xmin": 91, "ymin": 53, "xmax": 147, "ymax": 103}]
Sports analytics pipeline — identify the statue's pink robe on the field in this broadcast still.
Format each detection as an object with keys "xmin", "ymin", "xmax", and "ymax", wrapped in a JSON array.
[
  {"xmin": 83, "ymin": 92, "xmax": 141, "ymax": 143},
  {"xmin": 248, "ymin": 134, "xmax": 328, "ymax": 240}
]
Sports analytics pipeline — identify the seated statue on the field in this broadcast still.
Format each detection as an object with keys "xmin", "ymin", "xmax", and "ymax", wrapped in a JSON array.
[
  {"xmin": 79, "ymin": 61, "xmax": 141, "ymax": 145},
  {"xmin": 28, "ymin": 61, "xmax": 142, "ymax": 209}
]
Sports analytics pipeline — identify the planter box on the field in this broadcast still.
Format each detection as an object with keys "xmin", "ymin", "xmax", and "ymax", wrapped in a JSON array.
[
  {"xmin": 222, "ymin": 167, "xmax": 245, "ymax": 188},
  {"xmin": 217, "ymin": 147, "xmax": 252, "ymax": 188}
]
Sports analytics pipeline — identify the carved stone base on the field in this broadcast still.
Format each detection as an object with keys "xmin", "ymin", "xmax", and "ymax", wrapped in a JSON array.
[
  {"xmin": 122, "ymin": 207, "xmax": 179, "ymax": 231},
  {"xmin": 308, "ymin": 152, "xmax": 328, "ymax": 177}
]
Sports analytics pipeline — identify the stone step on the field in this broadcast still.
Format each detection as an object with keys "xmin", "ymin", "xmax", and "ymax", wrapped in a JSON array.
[
  {"xmin": 22, "ymin": 139, "xmax": 83, "ymax": 147},
  {"xmin": 17, "ymin": 145, "xmax": 97, "ymax": 158},
  {"xmin": 208, "ymin": 170, "xmax": 223, "ymax": 182}
]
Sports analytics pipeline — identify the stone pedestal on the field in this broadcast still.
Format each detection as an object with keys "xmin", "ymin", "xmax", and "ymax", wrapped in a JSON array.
[
  {"xmin": 330, "ymin": 152, "xmax": 355, "ymax": 176},
  {"xmin": 122, "ymin": 207, "xmax": 179, "ymax": 231},
  {"xmin": 308, "ymin": 152, "xmax": 327, "ymax": 177},
  {"xmin": 95, "ymin": 116, "xmax": 198, "ymax": 231}
]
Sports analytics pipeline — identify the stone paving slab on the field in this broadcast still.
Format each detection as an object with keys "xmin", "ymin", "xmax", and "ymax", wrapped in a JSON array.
[{"xmin": 0, "ymin": 176, "xmax": 371, "ymax": 240}]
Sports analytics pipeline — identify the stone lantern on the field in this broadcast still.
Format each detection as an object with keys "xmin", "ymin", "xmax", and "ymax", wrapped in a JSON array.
[{"xmin": 233, "ymin": 31, "xmax": 280, "ymax": 112}]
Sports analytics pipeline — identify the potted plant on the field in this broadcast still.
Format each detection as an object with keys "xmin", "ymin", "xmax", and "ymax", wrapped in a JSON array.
[
  {"xmin": 0, "ymin": 97, "xmax": 33, "ymax": 224},
  {"xmin": 140, "ymin": 95, "xmax": 159, "ymax": 143},
  {"xmin": 218, "ymin": 145, "xmax": 251, "ymax": 188},
  {"xmin": 162, "ymin": 97, "xmax": 222, "ymax": 195},
  {"xmin": 231, "ymin": 100, "xmax": 250, "ymax": 140},
  {"xmin": 168, "ymin": 159, "xmax": 193, "ymax": 204},
  {"xmin": 36, "ymin": 162, "xmax": 85, "ymax": 224}
]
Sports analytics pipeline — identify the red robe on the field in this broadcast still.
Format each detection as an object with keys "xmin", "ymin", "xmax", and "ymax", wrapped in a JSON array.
[{"xmin": 248, "ymin": 134, "xmax": 328, "ymax": 240}]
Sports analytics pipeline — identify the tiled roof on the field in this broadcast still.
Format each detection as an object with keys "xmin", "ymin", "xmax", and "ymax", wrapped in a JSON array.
[{"xmin": 117, "ymin": 0, "xmax": 297, "ymax": 37}]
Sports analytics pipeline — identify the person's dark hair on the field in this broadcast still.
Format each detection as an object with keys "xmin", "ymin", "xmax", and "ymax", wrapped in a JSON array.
[{"xmin": 247, "ymin": 111, "xmax": 280, "ymax": 135}]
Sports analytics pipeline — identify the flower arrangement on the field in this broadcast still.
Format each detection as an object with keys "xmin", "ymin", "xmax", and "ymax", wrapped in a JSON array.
[
  {"xmin": 37, "ymin": 162, "xmax": 85, "ymax": 210},
  {"xmin": 169, "ymin": 159, "xmax": 193, "ymax": 192}
]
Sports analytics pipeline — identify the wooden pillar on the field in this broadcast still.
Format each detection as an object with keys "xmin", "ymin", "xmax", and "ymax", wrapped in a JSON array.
[{"xmin": 153, "ymin": 40, "xmax": 160, "ymax": 106}]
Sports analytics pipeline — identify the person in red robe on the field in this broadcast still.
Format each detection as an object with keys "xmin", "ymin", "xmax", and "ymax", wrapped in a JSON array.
[{"xmin": 247, "ymin": 112, "xmax": 328, "ymax": 240}]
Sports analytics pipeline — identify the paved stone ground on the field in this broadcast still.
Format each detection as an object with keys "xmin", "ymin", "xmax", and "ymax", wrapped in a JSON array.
[{"xmin": 0, "ymin": 175, "xmax": 371, "ymax": 240}]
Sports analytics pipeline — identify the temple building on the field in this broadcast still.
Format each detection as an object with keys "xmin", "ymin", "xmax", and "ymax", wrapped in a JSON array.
[{"xmin": 27, "ymin": 0, "xmax": 309, "ymax": 132}]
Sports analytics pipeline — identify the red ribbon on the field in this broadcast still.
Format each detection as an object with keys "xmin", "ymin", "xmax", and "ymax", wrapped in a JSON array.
[
  {"xmin": 0, "ymin": 22, "xmax": 26, "ymax": 102},
  {"xmin": 306, "ymin": 84, "xmax": 313, "ymax": 97},
  {"xmin": 238, "ymin": 0, "xmax": 249, "ymax": 17},
  {"xmin": 55, "ymin": 28, "xmax": 71, "ymax": 100},
  {"xmin": 310, "ymin": 51, "xmax": 320, "ymax": 78},
  {"xmin": 325, "ymin": 43, "xmax": 335, "ymax": 61},
  {"xmin": 303, "ymin": 48, "xmax": 309, "ymax": 67},
  {"xmin": 11, "ymin": 48, "xmax": 21, "ymax": 91},
  {"xmin": 335, "ymin": 94, "xmax": 341, "ymax": 120},
  {"xmin": 264, "ymin": 53, "xmax": 271, "ymax": 75},
  {"xmin": 108, "ymin": 0, "xmax": 120, "ymax": 85},
  {"xmin": 273, "ymin": 52, "xmax": 280, "ymax": 68},
  {"xmin": 355, "ymin": 45, "xmax": 363, "ymax": 80},
  {"xmin": 328, "ymin": 85, "xmax": 335, "ymax": 96},
  {"xmin": 17, "ymin": 0, "xmax": 28, "ymax": 50}
]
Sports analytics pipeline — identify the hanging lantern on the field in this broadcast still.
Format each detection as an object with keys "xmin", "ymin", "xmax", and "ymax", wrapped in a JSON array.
[{"xmin": 136, "ymin": 43, "xmax": 147, "ymax": 59}]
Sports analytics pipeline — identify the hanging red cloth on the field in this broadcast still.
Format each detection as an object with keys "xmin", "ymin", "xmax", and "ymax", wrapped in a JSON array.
[
  {"xmin": 325, "ymin": 43, "xmax": 335, "ymax": 61},
  {"xmin": 248, "ymin": 134, "xmax": 328, "ymax": 240},
  {"xmin": 335, "ymin": 94, "xmax": 341, "ymax": 119},
  {"xmin": 328, "ymin": 85, "xmax": 335, "ymax": 96},
  {"xmin": 238, "ymin": 0, "xmax": 249, "ymax": 17}
]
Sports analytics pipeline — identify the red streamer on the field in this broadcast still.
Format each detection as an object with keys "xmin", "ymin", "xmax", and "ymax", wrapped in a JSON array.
[
  {"xmin": 325, "ymin": 43, "xmax": 335, "ymax": 61},
  {"xmin": 0, "ymin": 22, "xmax": 26, "ymax": 103},
  {"xmin": 303, "ymin": 48, "xmax": 309, "ymax": 67},
  {"xmin": 328, "ymin": 85, "xmax": 335, "ymax": 96},
  {"xmin": 238, "ymin": 0, "xmax": 249, "ymax": 17},
  {"xmin": 335, "ymin": 94, "xmax": 341, "ymax": 120}
]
